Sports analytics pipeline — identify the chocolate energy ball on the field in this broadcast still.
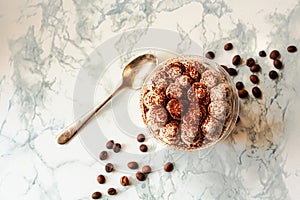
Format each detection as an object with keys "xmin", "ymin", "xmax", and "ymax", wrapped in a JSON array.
[
  {"xmin": 177, "ymin": 75, "xmax": 194, "ymax": 88},
  {"xmin": 180, "ymin": 122, "xmax": 200, "ymax": 145},
  {"xmin": 208, "ymin": 101, "xmax": 230, "ymax": 121},
  {"xmin": 187, "ymin": 82, "xmax": 211, "ymax": 105},
  {"xmin": 143, "ymin": 90, "xmax": 166, "ymax": 108},
  {"xmin": 210, "ymin": 83, "xmax": 232, "ymax": 102},
  {"xmin": 200, "ymin": 70, "xmax": 219, "ymax": 88},
  {"xmin": 184, "ymin": 65, "xmax": 200, "ymax": 80},
  {"xmin": 146, "ymin": 107, "xmax": 168, "ymax": 131},
  {"xmin": 182, "ymin": 102, "xmax": 207, "ymax": 125},
  {"xmin": 165, "ymin": 62, "xmax": 184, "ymax": 78},
  {"xmin": 201, "ymin": 115, "xmax": 223, "ymax": 141},
  {"xmin": 166, "ymin": 83, "xmax": 184, "ymax": 99},
  {"xmin": 166, "ymin": 99, "xmax": 184, "ymax": 120},
  {"xmin": 159, "ymin": 121, "xmax": 180, "ymax": 144}
]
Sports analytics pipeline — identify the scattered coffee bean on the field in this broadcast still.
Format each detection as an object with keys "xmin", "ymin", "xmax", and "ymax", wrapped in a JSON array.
[
  {"xmin": 120, "ymin": 176, "xmax": 130, "ymax": 186},
  {"xmin": 127, "ymin": 161, "xmax": 139, "ymax": 169},
  {"xmin": 252, "ymin": 86, "xmax": 262, "ymax": 98},
  {"xmin": 221, "ymin": 65, "xmax": 228, "ymax": 71},
  {"xmin": 105, "ymin": 163, "xmax": 114, "ymax": 173},
  {"xmin": 269, "ymin": 70, "xmax": 278, "ymax": 79},
  {"xmin": 273, "ymin": 59, "xmax": 283, "ymax": 69},
  {"xmin": 92, "ymin": 191, "xmax": 102, "ymax": 199},
  {"xmin": 238, "ymin": 89, "xmax": 249, "ymax": 98},
  {"xmin": 137, "ymin": 133, "xmax": 145, "ymax": 142},
  {"xmin": 232, "ymin": 55, "xmax": 241, "ymax": 65},
  {"xmin": 205, "ymin": 51, "xmax": 215, "ymax": 59},
  {"xmin": 224, "ymin": 43, "xmax": 233, "ymax": 51},
  {"xmin": 287, "ymin": 45, "xmax": 297, "ymax": 53},
  {"xmin": 250, "ymin": 75, "xmax": 259, "ymax": 84},
  {"xmin": 246, "ymin": 58, "xmax": 255, "ymax": 67},
  {"xmin": 259, "ymin": 50, "xmax": 267, "ymax": 57},
  {"xmin": 99, "ymin": 151, "xmax": 108, "ymax": 160},
  {"xmin": 113, "ymin": 143, "xmax": 121, "ymax": 153},
  {"xmin": 235, "ymin": 81, "xmax": 244, "ymax": 90},
  {"xmin": 250, "ymin": 64, "xmax": 261, "ymax": 72},
  {"xmin": 269, "ymin": 50, "xmax": 280, "ymax": 60},
  {"xmin": 106, "ymin": 140, "xmax": 114, "ymax": 149},
  {"xmin": 107, "ymin": 188, "xmax": 117, "ymax": 195},
  {"xmin": 97, "ymin": 174, "xmax": 106, "ymax": 184},
  {"xmin": 164, "ymin": 162, "xmax": 174, "ymax": 172},
  {"xmin": 236, "ymin": 116, "xmax": 240, "ymax": 124},
  {"xmin": 227, "ymin": 68, "xmax": 238, "ymax": 76},
  {"xmin": 142, "ymin": 165, "xmax": 152, "ymax": 174},
  {"xmin": 136, "ymin": 171, "xmax": 146, "ymax": 181},
  {"xmin": 139, "ymin": 144, "xmax": 148, "ymax": 152}
]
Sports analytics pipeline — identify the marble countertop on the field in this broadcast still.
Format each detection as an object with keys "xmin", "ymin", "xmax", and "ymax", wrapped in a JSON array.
[{"xmin": 1, "ymin": 0, "xmax": 300, "ymax": 199}]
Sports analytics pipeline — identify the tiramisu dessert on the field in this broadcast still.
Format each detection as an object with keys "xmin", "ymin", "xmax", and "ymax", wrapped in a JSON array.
[{"xmin": 140, "ymin": 56, "xmax": 238, "ymax": 150}]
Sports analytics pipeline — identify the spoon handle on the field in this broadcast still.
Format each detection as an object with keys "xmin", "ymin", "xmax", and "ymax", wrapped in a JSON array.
[{"xmin": 57, "ymin": 85, "xmax": 124, "ymax": 145}]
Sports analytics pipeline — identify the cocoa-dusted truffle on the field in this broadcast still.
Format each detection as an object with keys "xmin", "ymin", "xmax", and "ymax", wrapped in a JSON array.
[
  {"xmin": 210, "ymin": 83, "xmax": 231, "ymax": 102},
  {"xmin": 143, "ymin": 90, "xmax": 166, "ymax": 108},
  {"xmin": 150, "ymin": 70, "xmax": 169, "ymax": 90},
  {"xmin": 177, "ymin": 75, "xmax": 193, "ymax": 88},
  {"xmin": 201, "ymin": 115, "xmax": 223, "ymax": 141},
  {"xmin": 166, "ymin": 83, "xmax": 184, "ymax": 99},
  {"xmin": 165, "ymin": 62, "xmax": 184, "ymax": 78},
  {"xmin": 182, "ymin": 102, "xmax": 206, "ymax": 125},
  {"xmin": 159, "ymin": 121, "xmax": 180, "ymax": 144},
  {"xmin": 166, "ymin": 99, "xmax": 184, "ymax": 120},
  {"xmin": 180, "ymin": 122, "xmax": 200, "ymax": 145},
  {"xmin": 200, "ymin": 70, "xmax": 219, "ymax": 88},
  {"xmin": 146, "ymin": 107, "xmax": 168, "ymax": 131},
  {"xmin": 208, "ymin": 101, "xmax": 230, "ymax": 121},
  {"xmin": 187, "ymin": 82, "xmax": 210, "ymax": 105},
  {"xmin": 184, "ymin": 65, "xmax": 200, "ymax": 80}
]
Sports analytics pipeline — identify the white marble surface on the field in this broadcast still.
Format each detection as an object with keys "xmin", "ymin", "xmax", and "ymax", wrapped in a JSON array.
[{"xmin": 1, "ymin": 0, "xmax": 300, "ymax": 199}]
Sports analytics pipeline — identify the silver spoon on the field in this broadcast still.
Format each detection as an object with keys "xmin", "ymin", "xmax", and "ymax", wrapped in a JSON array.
[{"xmin": 57, "ymin": 54, "xmax": 158, "ymax": 145}]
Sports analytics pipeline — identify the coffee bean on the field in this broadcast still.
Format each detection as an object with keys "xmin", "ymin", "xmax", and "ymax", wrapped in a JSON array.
[
  {"xmin": 92, "ymin": 191, "xmax": 102, "ymax": 199},
  {"xmin": 106, "ymin": 140, "xmax": 114, "ymax": 149},
  {"xmin": 127, "ymin": 161, "xmax": 139, "ymax": 169},
  {"xmin": 136, "ymin": 171, "xmax": 146, "ymax": 181},
  {"xmin": 97, "ymin": 174, "xmax": 105, "ymax": 184},
  {"xmin": 235, "ymin": 81, "xmax": 244, "ymax": 90},
  {"xmin": 107, "ymin": 188, "xmax": 117, "ymax": 195},
  {"xmin": 252, "ymin": 86, "xmax": 262, "ymax": 98},
  {"xmin": 105, "ymin": 163, "xmax": 114, "ymax": 173},
  {"xmin": 232, "ymin": 55, "xmax": 241, "ymax": 65},
  {"xmin": 236, "ymin": 116, "xmax": 240, "ymax": 124},
  {"xmin": 273, "ymin": 59, "xmax": 283, "ymax": 69},
  {"xmin": 205, "ymin": 51, "xmax": 215, "ymax": 59},
  {"xmin": 221, "ymin": 65, "xmax": 228, "ymax": 71},
  {"xmin": 269, "ymin": 70, "xmax": 278, "ymax": 79},
  {"xmin": 246, "ymin": 58, "xmax": 255, "ymax": 67},
  {"xmin": 113, "ymin": 143, "xmax": 121, "ymax": 153},
  {"xmin": 269, "ymin": 50, "xmax": 280, "ymax": 60},
  {"xmin": 137, "ymin": 134, "xmax": 145, "ymax": 142},
  {"xmin": 250, "ymin": 75, "xmax": 259, "ymax": 84},
  {"xmin": 164, "ymin": 162, "xmax": 174, "ymax": 172},
  {"xmin": 99, "ymin": 151, "xmax": 108, "ymax": 160},
  {"xmin": 227, "ymin": 68, "xmax": 238, "ymax": 76},
  {"xmin": 120, "ymin": 176, "xmax": 130, "ymax": 186},
  {"xmin": 238, "ymin": 89, "xmax": 249, "ymax": 98},
  {"xmin": 139, "ymin": 144, "xmax": 148, "ymax": 152},
  {"xmin": 142, "ymin": 165, "xmax": 152, "ymax": 174},
  {"xmin": 259, "ymin": 50, "xmax": 266, "ymax": 57},
  {"xmin": 287, "ymin": 45, "xmax": 297, "ymax": 53},
  {"xmin": 250, "ymin": 64, "xmax": 261, "ymax": 72},
  {"xmin": 224, "ymin": 43, "xmax": 233, "ymax": 51}
]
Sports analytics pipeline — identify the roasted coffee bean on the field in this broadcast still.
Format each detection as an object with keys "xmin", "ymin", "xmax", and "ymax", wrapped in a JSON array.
[
  {"xmin": 221, "ymin": 65, "xmax": 228, "ymax": 71},
  {"xmin": 97, "ymin": 174, "xmax": 106, "ymax": 184},
  {"xmin": 235, "ymin": 81, "xmax": 244, "ymax": 90},
  {"xmin": 232, "ymin": 55, "xmax": 241, "ymax": 65},
  {"xmin": 269, "ymin": 70, "xmax": 278, "ymax": 79},
  {"xmin": 224, "ymin": 43, "xmax": 233, "ymax": 51},
  {"xmin": 238, "ymin": 89, "xmax": 249, "ymax": 98},
  {"xmin": 127, "ymin": 161, "xmax": 139, "ymax": 169},
  {"xmin": 107, "ymin": 188, "xmax": 117, "ymax": 195},
  {"xmin": 252, "ymin": 86, "xmax": 262, "ymax": 98},
  {"xmin": 99, "ymin": 151, "xmax": 108, "ymax": 160},
  {"xmin": 142, "ymin": 165, "xmax": 152, "ymax": 174},
  {"xmin": 269, "ymin": 50, "xmax": 280, "ymax": 60},
  {"xmin": 105, "ymin": 163, "xmax": 114, "ymax": 173},
  {"xmin": 227, "ymin": 68, "xmax": 238, "ymax": 76},
  {"xmin": 236, "ymin": 116, "xmax": 240, "ymax": 124},
  {"xmin": 92, "ymin": 191, "xmax": 102, "ymax": 199},
  {"xmin": 136, "ymin": 172, "xmax": 146, "ymax": 181},
  {"xmin": 139, "ymin": 144, "xmax": 148, "ymax": 152},
  {"xmin": 250, "ymin": 75, "xmax": 259, "ymax": 84},
  {"xmin": 164, "ymin": 162, "xmax": 174, "ymax": 172},
  {"xmin": 106, "ymin": 140, "xmax": 114, "ymax": 149},
  {"xmin": 250, "ymin": 64, "xmax": 261, "ymax": 72},
  {"xmin": 246, "ymin": 58, "xmax": 255, "ymax": 67},
  {"xmin": 259, "ymin": 50, "xmax": 266, "ymax": 57},
  {"xmin": 137, "ymin": 133, "xmax": 145, "ymax": 142},
  {"xmin": 205, "ymin": 51, "xmax": 215, "ymax": 59},
  {"xmin": 273, "ymin": 59, "xmax": 283, "ymax": 69},
  {"xmin": 120, "ymin": 176, "xmax": 130, "ymax": 186},
  {"xmin": 113, "ymin": 143, "xmax": 121, "ymax": 153},
  {"xmin": 287, "ymin": 45, "xmax": 297, "ymax": 53}
]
